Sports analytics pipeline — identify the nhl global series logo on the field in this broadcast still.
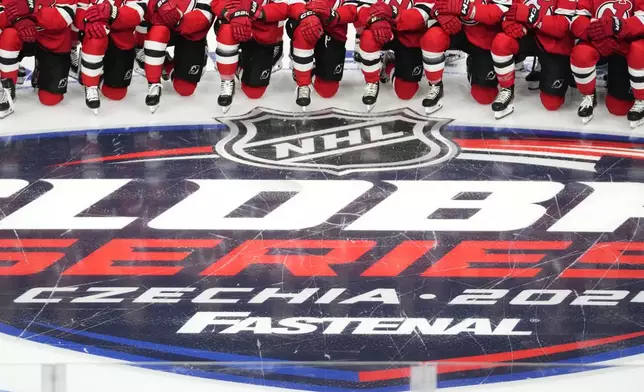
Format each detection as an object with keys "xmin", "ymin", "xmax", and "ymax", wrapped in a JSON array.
[{"xmin": 215, "ymin": 107, "xmax": 458, "ymax": 175}]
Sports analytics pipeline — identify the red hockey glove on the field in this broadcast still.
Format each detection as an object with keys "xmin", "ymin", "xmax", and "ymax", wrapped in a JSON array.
[
  {"xmin": 84, "ymin": 2, "xmax": 118, "ymax": 23},
  {"xmin": 587, "ymin": 14, "xmax": 621, "ymax": 41},
  {"xmin": 435, "ymin": 0, "xmax": 472, "ymax": 18},
  {"xmin": 504, "ymin": 3, "xmax": 539, "ymax": 26},
  {"xmin": 370, "ymin": 18, "xmax": 393, "ymax": 45},
  {"xmin": 299, "ymin": 10, "xmax": 324, "ymax": 45},
  {"xmin": 249, "ymin": 1, "xmax": 265, "ymax": 20},
  {"xmin": 593, "ymin": 36, "xmax": 619, "ymax": 56},
  {"xmin": 502, "ymin": 19, "xmax": 527, "ymax": 38},
  {"xmin": 152, "ymin": 0, "xmax": 183, "ymax": 27},
  {"xmin": 307, "ymin": 0, "xmax": 333, "ymax": 22},
  {"xmin": 225, "ymin": 9, "xmax": 252, "ymax": 41},
  {"xmin": 85, "ymin": 21, "xmax": 109, "ymax": 38},
  {"xmin": 5, "ymin": 0, "xmax": 34, "ymax": 23},
  {"xmin": 369, "ymin": 0, "xmax": 398, "ymax": 21},
  {"xmin": 437, "ymin": 14, "xmax": 462, "ymax": 35},
  {"xmin": 14, "ymin": 18, "xmax": 37, "ymax": 42}
]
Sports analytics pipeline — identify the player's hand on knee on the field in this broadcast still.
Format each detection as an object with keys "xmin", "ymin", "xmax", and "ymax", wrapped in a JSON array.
[
  {"xmin": 85, "ymin": 21, "xmax": 109, "ymax": 38},
  {"xmin": 307, "ymin": 0, "xmax": 337, "ymax": 24},
  {"xmin": 85, "ymin": 3, "xmax": 117, "ymax": 23},
  {"xmin": 369, "ymin": 19, "xmax": 393, "ymax": 45},
  {"xmin": 299, "ymin": 11, "xmax": 324, "ymax": 45},
  {"xmin": 435, "ymin": 0, "xmax": 472, "ymax": 18},
  {"xmin": 504, "ymin": 3, "xmax": 539, "ymax": 25},
  {"xmin": 502, "ymin": 19, "xmax": 526, "ymax": 39},
  {"xmin": 13, "ymin": 18, "xmax": 37, "ymax": 42},
  {"xmin": 5, "ymin": 0, "xmax": 34, "ymax": 24},
  {"xmin": 154, "ymin": 1, "xmax": 183, "ymax": 27},
  {"xmin": 437, "ymin": 14, "xmax": 461, "ymax": 35},
  {"xmin": 587, "ymin": 14, "xmax": 621, "ymax": 41},
  {"xmin": 369, "ymin": 1, "xmax": 397, "ymax": 21},
  {"xmin": 223, "ymin": 10, "xmax": 252, "ymax": 41},
  {"xmin": 594, "ymin": 37, "xmax": 618, "ymax": 56}
]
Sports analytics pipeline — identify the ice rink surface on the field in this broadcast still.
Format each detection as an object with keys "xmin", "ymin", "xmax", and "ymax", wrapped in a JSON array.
[{"xmin": 2, "ymin": 30, "xmax": 644, "ymax": 392}]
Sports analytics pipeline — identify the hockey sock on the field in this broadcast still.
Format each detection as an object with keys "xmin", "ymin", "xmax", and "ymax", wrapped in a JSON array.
[
  {"xmin": 540, "ymin": 92, "xmax": 565, "ymax": 111},
  {"xmin": 101, "ymin": 85, "xmax": 128, "ymax": 100},
  {"xmin": 470, "ymin": 84, "xmax": 497, "ymax": 105},
  {"xmin": 241, "ymin": 83, "xmax": 268, "ymax": 99},
  {"xmin": 38, "ymin": 90, "xmax": 64, "ymax": 106},
  {"xmin": 313, "ymin": 78, "xmax": 339, "ymax": 98},
  {"xmin": 606, "ymin": 94, "xmax": 632, "ymax": 116},
  {"xmin": 173, "ymin": 77, "xmax": 197, "ymax": 96},
  {"xmin": 393, "ymin": 78, "xmax": 419, "ymax": 100}
]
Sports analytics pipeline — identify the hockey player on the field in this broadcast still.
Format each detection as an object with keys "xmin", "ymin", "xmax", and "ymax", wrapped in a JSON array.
[
  {"xmin": 213, "ymin": 0, "xmax": 288, "ymax": 112},
  {"xmin": 357, "ymin": 0, "xmax": 434, "ymax": 111},
  {"xmin": 143, "ymin": 0, "xmax": 214, "ymax": 113},
  {"xmin": 288, "ymin": 0, "xmax": 355, "ymax": 109},
  {"xmin": 420, "ymin": 0, "xmax": 509, "ymax": 113},
  {"xmin": 76, "ymin": 0, "xmax": 148, "ymax": 113},
  {"xmin": 489, "ymin": 0, "xmax": 575, "ymax": 119},
  {"xmin": 570, "ymin": 0, "xmax": 644, "ymax": 126},
  {"xmin": 0, "ymin": 0, "xmax": 77, "ymax": 118}
]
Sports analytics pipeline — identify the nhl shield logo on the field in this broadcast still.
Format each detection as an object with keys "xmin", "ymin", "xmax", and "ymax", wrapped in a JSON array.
[{"xmin": 215, "ymin": 107, "xmax": 457, "ymax": 175}]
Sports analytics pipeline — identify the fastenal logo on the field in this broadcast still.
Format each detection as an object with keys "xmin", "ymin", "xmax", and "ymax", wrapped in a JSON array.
[{"xmin": 215, "ymin": 107, "xmax": 457, "ymax": 175}]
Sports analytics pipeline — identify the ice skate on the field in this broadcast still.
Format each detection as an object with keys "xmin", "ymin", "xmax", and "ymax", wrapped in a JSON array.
[
  {"xmin": 162, "ymin": 52, "xmax": 174, "ymax": 81},
  {"xmin": 422, "ymin": 81, "xmax": 443, "ymax": 114},
  {"xmin": 578, "ymin": 92, "xmax": 597, "ymax": 124},
  {"xmin": 218, "ymin": 79, "xmax": 235, "ymax": 114},
  {"xmin": 526, "ymin": 57, "xmax": 541, "ymax": 91},
  {"xmin": 85, "ymin": 86, "xmax": 100, "ymax": 115},
  {"xmin": 628, "ymin": 100, "xmax": 644, "ymax": 129},
  {"xmin": 362, "ymin": 82, "xmax": 379, "ymax": 112},
  {"xmin": 0, "ymin": 79, "xmax": 15, "ymax": 119},
  {"xmin": 31, "ymin": 61, "xmax": 39, "ymax": 90},
  {"xmin": 134, "ymin": 47, "xmax": 146, "ymax": 77},
  {"xmin": 69, "ymin": 46, "xmax": 80, "ymax": 81},
  {"xmin": 17, "ymin": 65, "xmax": 27, "ymax": 85},
  {"xmin": 296, "ymin": 85, "xmax": 311, "ymax": 111},
  {"xmin": 146, "ymin": 83, "xmax": 162, "ymax": 113},
  {"xmin": 492, "ymin": 86, "xmax": 515, "ymax": 119}
]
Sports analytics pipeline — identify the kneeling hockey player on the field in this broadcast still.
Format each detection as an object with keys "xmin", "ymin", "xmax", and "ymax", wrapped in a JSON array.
[
  {"xmin": 213, "ymin": 0, "xmax": 288, "ymax": 112},
  {"xmin": 143, "ymin": 0, "xmax": 213, "ymax": 112},
  {"xmin": 571, "ymin": 0, "xmax": 644, "ymax": 127},
  {"xmin": 489, "ymin": 0, "xmax": 575, "ymax": 119},
  {"xmin": 76, "ymin": 0, "xmax": 148, "ymax": 113},
  {"xmin": 0, "ymin": 0, "xmax": 77, "ymax": 118}
]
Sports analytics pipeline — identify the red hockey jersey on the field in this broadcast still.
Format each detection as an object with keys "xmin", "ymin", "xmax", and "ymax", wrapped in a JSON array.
[
  {"xmin": 572, "ymin": 0, "xmax": 644, "ymax": 44},
  {"xmin": 0, "ymin": 0, "xmax": 7, "ymax": 30},
  {"xmin": 76, "ymin": 0, "xmax": 147, "ymax": 49},
  {"xmin": 520, "ymin": 0, "xmax": 575, "ymax": 54},
  {"xmin": 34, "ymin": 0, "xmax": 78, "ymax": 52},
  {"xmin": 461, "ymin": 0, "xmax": 509, "ymax": 49},
  {"xmin": 394, "ymin": 0, "xmax": 435, "ymax": 46},
  {"xmin": 148, "ymin": 0, "xmax": 213, "ymax": 40}
]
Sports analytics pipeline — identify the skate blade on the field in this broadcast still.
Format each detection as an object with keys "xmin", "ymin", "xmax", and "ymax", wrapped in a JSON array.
[
  {"xmin": 527, "ymin": 82, "xmax": 539, "ymax": 91},
  {"xmin": 630, "ymin": 119, "xmax": 644, "ymax": 129},
  {"xmin": 221, "ymin": 105, "xmax": 231, "ymax": 114},
  {"xmin": 494, "ymin": 106, "xmax": 514, "ymax": 120},
  {"xmin": 92, "ymin": 108, "xmax": 99, "ymax": 115},
  {"xmin": 301, "ymin": 106, "xmax": 307, "ymax": 112},
  {"xmin": 149, "ymin": 105, "xmax": 159, "ymax": 114},
  {"xmin": 0, "ymin": 108, "xmax": 15, "ymax": 119},
  {"xmin": 17, "ymin": 77, "xmax": 25, "ymax": 85},
  {"xmin": 365, "ymin": 104, "xmax": 374, "ymax": 113},
  {"xmin": 581, "ymin": 115, "xmax": 594, "ymax": 125},
  {"xmin": 425, "ymin": 103, "xmax": 443, "ymax": 115}
]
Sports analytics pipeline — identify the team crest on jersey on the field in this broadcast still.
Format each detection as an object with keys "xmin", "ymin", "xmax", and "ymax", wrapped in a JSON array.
[
  {"xmin": 215, "ymin": 107, "xmax": 457, "ymax": 175},
  {"xmin": 597, "ymin": 0, "xmax": 632, "ymax": 18}
]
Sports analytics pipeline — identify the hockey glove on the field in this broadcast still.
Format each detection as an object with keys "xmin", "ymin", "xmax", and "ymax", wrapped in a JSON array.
[
  {"xmin": 85, "ymin": 21, "xmax": 109, "ymax": 38},
  {"xmin": 14, "ymin": 18, "xmax": 37, "ymax": 42},
  {"xmin": 5, "ymin": 0, "xmax": 34, "ymax": 23},
  {"xmin": 307, "ymin": 0, "xmax": 333, "ymax": 22},
  {"xmin": 437, "ymin": 14, "xmax": 462, "ymax": 35},
  {"xmin": 224, "ymin": 10, "xmax": 252, "ymax": 41},
  {"xmin": 435, "ymin": 0, "xmax": 472, "ymax": 18},
  {"xmin": 249, "ymin": 1, "xmax": 266, "ymax": 20},
  {"xmin": 504, "ymin": 3, "xmax": 539, "ymax": 26},
  {"xmin": 594, "ymin": 36, "xmax": 619, "ymax": 56},
  {"xmin": 370, "ymin": 18, "xmax": 393, "ymax": 45},
  {"xmin": 299, "ymin": 10, "xmax": 324, "ymax": 45},
  {"xmin": 502, "ymin": 19, "xmax": 527, "ymax": 39},
  {"xmin": 84, "ymin": 2, "xmax": 118, "ymax": 23},
  {"xmin": 153, "ymin": 1, "xmax": 183, "ymax": 27},
  {"xmin": 369, "ymin": 1, "xmax": 398, "ymax": 21},
  {"xmin": 587, "ymin": 14, "xmax": 621, "ymax": 41}
]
